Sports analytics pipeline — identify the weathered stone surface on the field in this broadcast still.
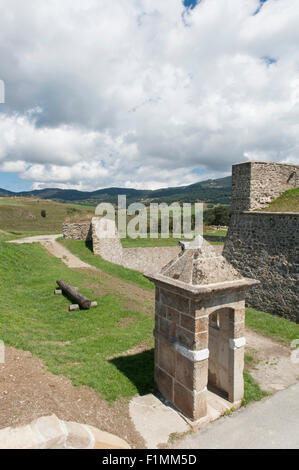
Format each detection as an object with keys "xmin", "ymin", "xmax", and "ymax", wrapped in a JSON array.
[
  {"xmin": 92, "ymin": 217, "xmax": 124, "ymax": 265},
  {"xmin": 159, "ymin": 288, "xmax": 190, "ymax": 313},
  {"xmin": 224, "ymin": 211, "xmax": 298, "ymax": 322},
  {"xmin": 122, "ymin": 246, "xmax": 180, "ymax": 274},
  {"xmin": 161, "ymin": 240, "xmax": 244, "ymax": 286},
  {"xmin": 175, "ymin": 353, "xmax": 208, "ymax": 391},
  {"xmin": 64, "ymin": 218, "xmax": 180, "ymax": 275},
  {"xmin": 147, "ymin": 235, "xmax": 255, "ymax": 421},
  {"xmin": 231, "ymin": 161, "xmax": 298, "ymax": 211},
  {"xmin": 86, "ymin": 425, "xmax": 131, "ymax": 449},
  {"xmin": 180, "ymin": 313, "xmax": 209, "ymax": 335},
  {"xmin": 0, "ymin": 423, "xmax": 41, "ymax": 449},
  {"xmin": 30, "ymin": 414, "xmax": 66, "ymax": 449},
  {"xmin": 159, "ymin": 339, "xmax": 175, "ymax": 376},
  {"xmin": 0, "ymin": 415, "xmax": 130, "ymax": 449},
  {"xmin": 155, "ymin": 367, "xmax": 173, "ymax": 402},
  {"xmin": 64, "ymin": 421, "xmax": 93, "ymax": 449},
  {"xmin": 63, "ymin": 222, "xmax": 92, "ymax": 241},
  {"xmin": 167, "ymin": 307, "xmax": 180, "ymax": 324},
  {"xmin": 174, "ymin": 383, "xmax": 207, "ymax": 420},
  {"xmin": 226, "ymin": 161, "xmax": 298, "ymax": 322},
  {"xmin": 129, "ymin": 394, "xmax": 189, "ymax": 449},
  {"xmin": 228, "ymin": 347, "xmax": 245, "ymax": 403}
]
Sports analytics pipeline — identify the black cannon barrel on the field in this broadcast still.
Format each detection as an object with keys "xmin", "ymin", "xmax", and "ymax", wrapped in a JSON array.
[{"xmin": 56, "ymin": 280, "xmax": 91, "ymax": 310}]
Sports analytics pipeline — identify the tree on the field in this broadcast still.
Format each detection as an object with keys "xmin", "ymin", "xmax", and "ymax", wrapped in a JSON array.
[{"xmin": 204, "ymin": 205, "xmax": 231, "ymax": 226}]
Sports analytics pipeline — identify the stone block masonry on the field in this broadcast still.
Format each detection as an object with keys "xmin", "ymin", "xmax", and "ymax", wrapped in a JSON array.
[
  {"xmin": 91, "ymin": 217, "xmax": 180, "ymax": 274},
  {"xmin": 145, "ymin": 239, "xmax": 257, "ymax": 421},
  {"xmin": 62, "ymin": 222, "xmax": 92, "ymax": 241},
  {"xmin": 223, "ymin": 211, "xmax": 298, "ymax": 322},
  {"xmin": 63, "ymin": 218, "xmax": 180, "ymax": 274},
  {"xmin": 225, "ymin": 160, "xmax": 298, "ymax": 322},
  {"xmin": 232, "ymin": 161, "xmax": 298, "ymax": 211}
]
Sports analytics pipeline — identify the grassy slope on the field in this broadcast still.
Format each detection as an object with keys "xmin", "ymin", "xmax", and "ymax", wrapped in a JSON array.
[
  {"xmin": 246, "ymin": 308, "xmax": 299, "ymax": 345},
  {"xmin": 0, "ymin": 197, "xmax": 94, "ymax": 232},
  {"xmin": 59, "ymin": 239, "xmax": 299, "ymax": 403},
  {"xmin": 0, "ymin": 241, "xmax": 154, "ymax": 401},
  {"xmin": 1, "ymin": 239, "xmax": 296, "ymax": 407},
  {"xmin": 262, "ymin": 187, "xmax": 299, "ymax": 212},
  {"xmin": 58, "ymin": 238, "xmax": 154, "ymax": 291},
  {"xmin": 59, "ymin": 239, "xmax": 299, "ymax": 347}
]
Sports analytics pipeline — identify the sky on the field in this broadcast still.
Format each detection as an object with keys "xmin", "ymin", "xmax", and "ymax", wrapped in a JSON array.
[{"xmin": 0, "ymin": 0, "xmax": 298, "ymax": 192}]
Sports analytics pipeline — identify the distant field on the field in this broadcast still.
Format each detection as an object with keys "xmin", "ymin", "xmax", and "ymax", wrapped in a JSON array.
[
  {"xmin": 262, "ymin": 188, "xmax": 299, "ymax": 212},
  {"xmin": 0, "ymin": 196, "xmax": 228, "ymax": 243},
  {"xmin": 0, "ymin": 197, "xmax": 95, "ymax": 233},
  {"xmin": 121, "ymin": 227, "xmax": 227, "ymax": 248}
]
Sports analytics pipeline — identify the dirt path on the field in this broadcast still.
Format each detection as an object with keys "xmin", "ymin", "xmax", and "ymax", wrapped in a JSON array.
[
  {"xmin": 8, "ymin": 234, "xmax": 63, "ymax": 244},
  {"xmin": 0, "ymin": 347, "xmax": 145, "ymax": 448},
  {"xmin": 41, "ymin": 240, "xmax": 92, "ymax": 269},
  {"xmin": 245, "ymin": 328, "xmax": 299, "ymax": 393},
  {"xmin": 9, "ymin": 234, "xmax": 154, "ymax": 304},
  {"xmin": 9, "ymin": 234, "xmax": 91, "ymax": 269}
]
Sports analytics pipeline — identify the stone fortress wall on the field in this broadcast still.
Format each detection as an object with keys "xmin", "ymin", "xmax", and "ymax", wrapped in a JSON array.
[
  {"xmin": 232, "ymin": 161, "xmax": 298, "ymax": 211},
  {"xmin": 224, "ymin": 161, "xmax": 299, "ymax": 322},
  {"xmin": 63, "ymin": 217, "xmax": 180, "ymax": 274},
  {"xmin": 62, "ymin": 222, "xmax": 92, "ymax": 241}
]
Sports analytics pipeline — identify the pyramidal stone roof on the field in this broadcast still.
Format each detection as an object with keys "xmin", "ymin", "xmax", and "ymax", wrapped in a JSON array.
[{"xmin": 160, "ymin": 236, "xmax": 244, "ymax": 287}]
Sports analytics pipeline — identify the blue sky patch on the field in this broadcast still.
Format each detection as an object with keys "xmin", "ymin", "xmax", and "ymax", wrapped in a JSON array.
[
  {"xmin": 262, "ymin": 56, "xmax": 277, "ymax": 66},
  {"xmin": 183, "ymin": 0, "xmax": 198, "ymax": 9},
  {"xmin": 254, "ymin": 0, "xmax": 268, "ymax": 15},
  {"xmin": 0, "ymin": 173, "xmax": 32, "ymax": 192}
]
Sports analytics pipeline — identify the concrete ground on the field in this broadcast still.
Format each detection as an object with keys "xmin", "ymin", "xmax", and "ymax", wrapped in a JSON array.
[
  {"xmin": 170, "ymin": 382, "xmax": 299, "ymax": 449},
  {"xmin": 129, "ymin": 391, "xmax": 239, "ymax": 449}
]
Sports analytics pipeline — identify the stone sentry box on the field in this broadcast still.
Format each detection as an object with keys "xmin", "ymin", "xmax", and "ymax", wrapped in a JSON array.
[{"xmin": 145, "ymin": 238, "xmax": 258, "ymax": 421}]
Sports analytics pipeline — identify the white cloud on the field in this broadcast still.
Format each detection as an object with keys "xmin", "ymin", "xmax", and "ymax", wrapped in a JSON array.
[{"xmin": 0, "ymin": 0, "xmax": 298, "ymax": 190}]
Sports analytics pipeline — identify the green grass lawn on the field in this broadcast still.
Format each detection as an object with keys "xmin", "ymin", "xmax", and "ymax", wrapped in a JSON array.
[
  {"xmin": 242, "ymin": 307, "xmax": 299, "ymax": 405},
  {"xmin": 261, "ymin": 187, "xmax": 299, "ymax": 212},
  {"xmin": 121, "ymin": 236, "xmax": 224, "ymax": 247},
  {"xmin": 59, "ymin": 239, "xmax": 298, "ymax": 347},
  {"xmin": 58, "ymin": 238, "xmax": 154, "ymax": 291},
  {"xmin": 1, "ymin": 239, "xmax": 295, "ymax": 409},
  {"xmin": 242, "ymin": 371, "xmax": 270, "ymax": 406},
  {"xmin": 0, "ymin": 241, "xmax": 155, "ymax": 401},
  {"xmin": 121, "ymin": 227, "xmax": 227, "ymax": 248},
  {"xmin": 121, "ymin": 236, "xmax": 186, "ymax": 248},
  {"xmin": 204, "ymin": 228, "xmax": 227, "ymax": 237},
  {"xmin": 246, "ymin": 308, "xmax": 299, "ymax": 346}
]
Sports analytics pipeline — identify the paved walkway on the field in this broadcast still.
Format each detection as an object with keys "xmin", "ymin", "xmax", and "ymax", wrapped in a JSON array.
[{"xmin": 171, "ymin": 382, "xmax": 299, "ymax": 449}]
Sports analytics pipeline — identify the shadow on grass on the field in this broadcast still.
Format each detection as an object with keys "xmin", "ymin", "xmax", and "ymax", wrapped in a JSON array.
[
  {"xmin": 110, "ymin": 349, "xmax": 155, "ymax": 396},
  {"xmin": 85, "ymin": 240, "xmax": 93, "ymax": 252}
]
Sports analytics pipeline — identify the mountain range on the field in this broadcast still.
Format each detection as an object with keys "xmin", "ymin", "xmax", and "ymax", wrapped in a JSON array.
[{"xmin": 0, "ymin": 175, "xmax": 232, "ymax": 206}]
